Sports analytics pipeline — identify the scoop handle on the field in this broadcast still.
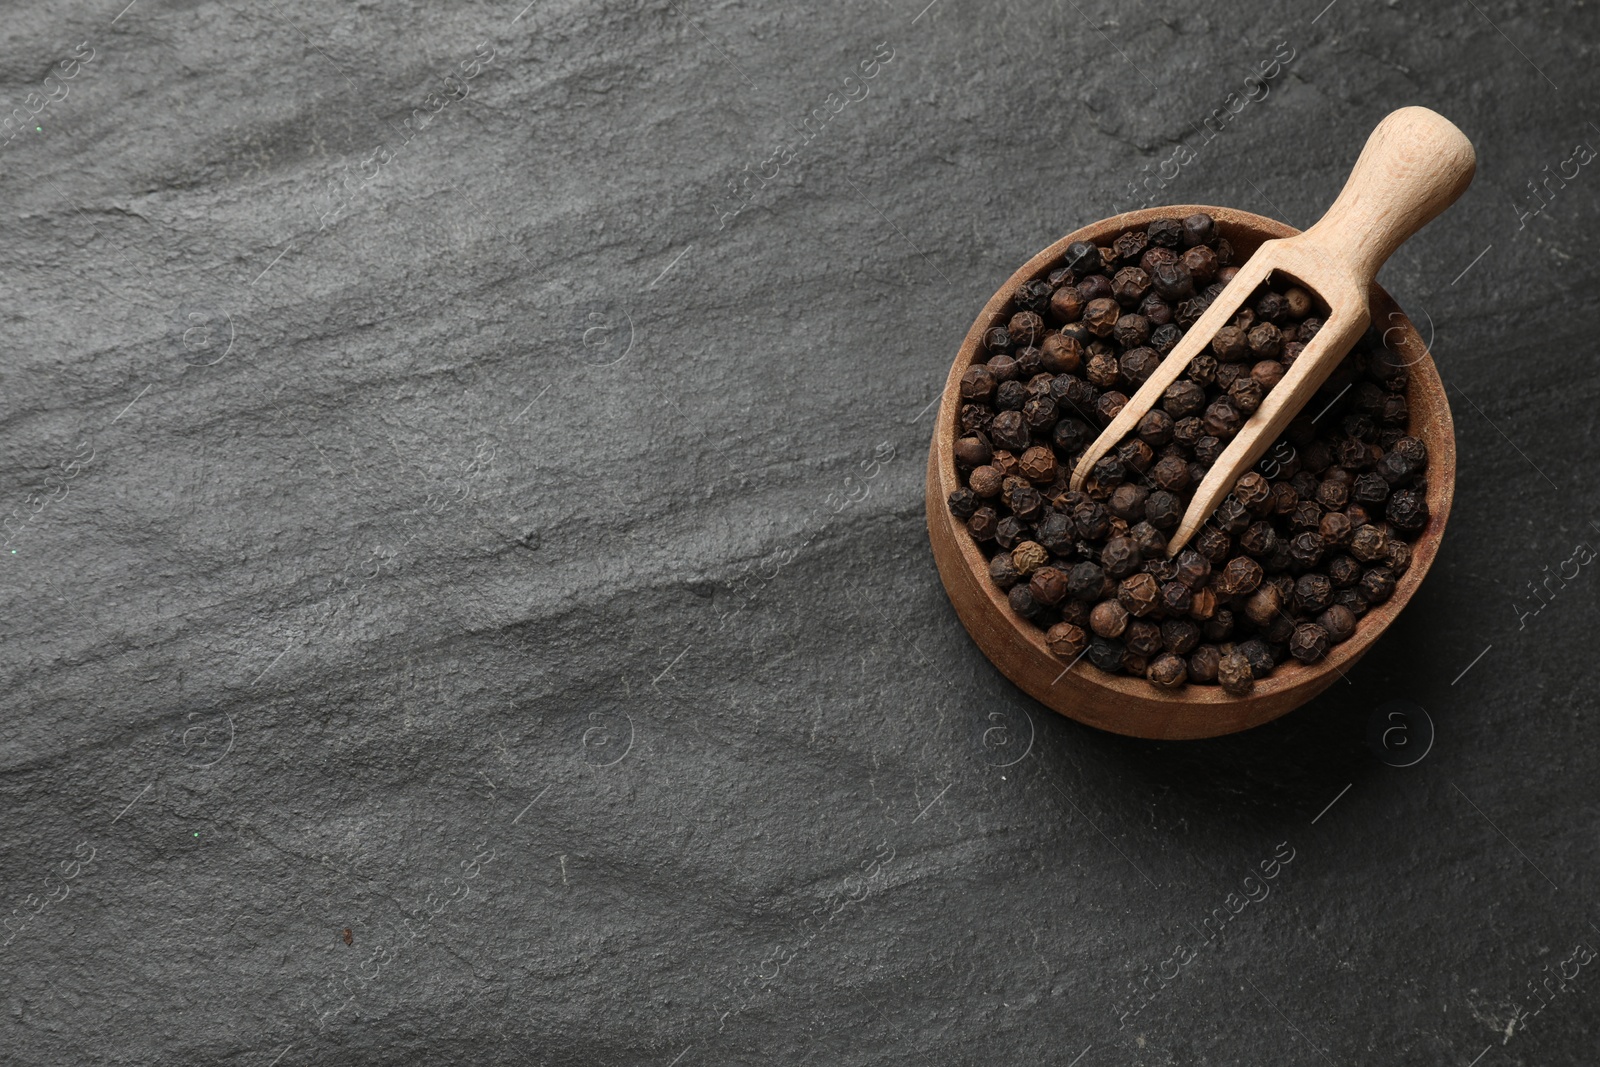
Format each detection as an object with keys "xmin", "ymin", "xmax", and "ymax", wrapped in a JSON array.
[{"xmin": 1299, "ymin": 106, "xmax": 1476, "ymax": 285}]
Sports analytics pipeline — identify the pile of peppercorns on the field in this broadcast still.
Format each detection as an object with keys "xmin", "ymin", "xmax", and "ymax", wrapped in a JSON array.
[{"xmin": 946, "ymin": 213, "xmax": 1428, "ymax": 695}]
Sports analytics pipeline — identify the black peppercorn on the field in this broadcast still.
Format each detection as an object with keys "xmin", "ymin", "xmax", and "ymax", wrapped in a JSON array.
[
  {"xmin": 1067, "ymin": 561, "xmax": 1107, "ymax": 601},
  {"xmin": 1359, "ymin": 566, "xmax": 1396, "ymax": 604},
  {"xmin": 1246, "ymin": 322, "xmax": 1282, "ymax": 358},
  {"xmin": 1008, "ymin": 583, "xmax": 1043, "ymax": 618},
  {"xmin": 1030, "ymin": 566, "xmax": 1069, "ymax": 606},
  {"xmin": 1202, "ymin": 607, "xmax": 1235, "ymax": 642},
  {"xmin": 1015, "ymin": 278, "xmax": 1054, "ymax": 314},
  {"xmin": 1212, "ymin": 495, "xmax": 1252, "ymax": 535},
  {"xmin": 1194, "ymin": 526, "xmax": 1232, "ymax": 564},
  {"xmin": 1145, "ymin": 490, "xmax": 1182, "ymax": 530},
  {"xmin": 1189, "ymin": 644, "xmax": 1222, "ymax": 683},
  {"xmin": 1011, "ymin": 308, "xmax": 1049, "ymax": 347},
  {"xmin": 1217, "ymin": 556, "xmax": 1264, "ymax": 596},
  {"xmin": 989, "ymin": 553, "xmax": 1022, "ymax": 589},
  {"xmin": 990, "ymin": 410, "xmax": 1030, "ymax": 452},
  {"xmin": 1269, "ymin": 482, "xmax": 1299, "ymax": 515},
  {"xmin": 1236, "ymin": 638, "xmax": 1276, "ymax": 677},
  {"xmin": 1006, "ymin": 485, "xmax": 1044, "ymax": 522},
  {"xmin": 1108, "ymin": 484, "xmax": 1150, "ymax": 523},
  {"xmin": 1046, "ymin": 622, "xmax": 1089, "ymax": 660},
  {"xmin": 1144, "ymin": 323, "xmax": 1178, "ymax": 356},
  {"xmin": 1112, "ymin": 313, "xmax": 1152, "ymax": 349},
  {"xmin": 995, "ymin": 380, "xmax": 1027, "ymax": 411},
  {"xmin": 1035, "ymin": 513, "xmax": 1075, "ymax": 556},
  {"xmin": 1288, "ymin": 531, "xmax": 1326, "ymax": 568},
  {"xmin": 1053, "ymin": 418, "xmax": 1092, "ymax": 455},
  {"xmin": 969, "ymin": 465, "xmax": 1003, "ymax": 498},
  {"xmin": 947, "ymin": 488, "xmax": 980, "ymax": 520},
  {"xmin": 1063, "ymin": 240, "xmax": 1102, "ymax": 277},
  {"xmin": 1349, "ymin": 524, "xmax": 1389, "ymax": 563},
  {"xmin": 1352, "ymin": 471, "xmax": 1390, "ymax": 505},
  {"xmin": 1175, "ymin": 295, "xmax": 1212, "ymax": 330},
  {"xmin": 987, "ymin": 353, "xmax": 1020, "ymax": 382},
  {"xmin": 1379, "ymin": 393, "xmax": 1409, "ymax": 425},
  {"xmin": 1217, "ymin": 651, "xmax": 1253, "ymax": 695},
  {"xmin": 1019, "ymin": 446, "xmax": 1057, "ymax": 484},
  {"xmin": 1289, "ymin": 622, "xmax": 1330, "ymax": 663},
  {"xmin": 1385, "ymin": 489, "xmax": 1428, "ymax": 532},
  {"xmin": 1312, "ymin": 479, "xmax": 1350, "ymax": 511},
  {"xmin": 1085, "ymin": 350, "xmax": 1120, "ymax": 388},
  {"xmin": 1334, "ymin": 587, "xmax": 1369, "ymax": 616},
  {"xmin": 1181, "ymin": 213, "xmax": 1215, "ymax": 248},
  {"xmin": 1162, "ymin": 380, "xmax": 1207, "ymax": 419},
  {"xmin": 1172, "ymin": 416, "xmax": 1204, "ymax": 449},
  {"xmin": 1239, "ymin": 520, "xmax": 1278, "ymax": 558},
  {"xmin": 1087, "ymin": 636, "xmax": 1127, "ymax": 673},
  {"xmin": 1243, "ymin": 582, "xmax": 1281, "ymax": 628},
  {"xmin": 1376, "ymin": 450, "xmax": 1417, "ymax": 485},
  {"xmin": 1073, "ymin": 501, "xmax": 1112, "ymax": 540},
  {"xmin": 1294, "ymin": 572, "xmax": 1334, "ymax": 614},
  {"xmin": 1088, "ymin": 598, "xmax": 1126, "ymax": 639},
  {"xmin": 1111, "ymin": 267, "xmax": 1151, "ymax": 307},
  {"xmin": 1151, "ymin": 260, "xmax": 1195, "ymax": 302},
  {"xmin": 1211, "ymin": 325, "xmax": 1248, "ymax": 362},
  {"xmin": 1096, "ymin": 391, "xmax": 1128, "ymax": 425},
  {"xmin": 960, "ymin": 365, "xmax": 996, "ymax": 401},
  {"xmin": 1147, "ymin": 653, "xmax": 1188, "ymax": 689},
  {"xmin": 1229, "ymin": 376, "xmax": 1264, "ymax": 415},
  {"xmin": 1327, "ymin": 554, "xmax": 1362, "ymax": 588},
  {"xmin": 1082, "ymin": 298, "xmax": 1120, "ymax": 337},
  {"xmin": 1112, "ymin": 229, "xmax": 1149, "ymax": 264},
  {"xmin": 1147, "ymin": 217, "xmax": 1183, "ymax": 248},
  {"xmin": 1040, "ymin": 333, "xmax": 1083, "ymax": 373},
  {"xmin": 1140, "ymin": 246, "xmax": 1178, "ymax": 275},
  {"xmin": 1317, "ymin": 603, "xmax": 1356, "ymax": 643},
  {"xmin": 967, "ymin": 506, "xmax": 998, "ymax": 541},
  {"xmin": 1101, "ymin": 534, "xmax": 1143, "ymax": 579},
  {"xmin": 1160, "ymin": 579, "xmax": 1193, "ymax": 616},
  {"xmin": 1318, "ymin": 511, "xmax": 1354, "ymax": 548},
  {"xmin": 1181, "ymin": 245, "xmax": 1218, "ymax": 284},
  {"xmin": 954, "ymin": 435, "xmax": 993, "ymax": 469},
  {"xmin": 1160, "ymin": 618, "xmax": 1201, "ymax": 655},
  {"xmin": 1151, "ymin": 454, "xmax": 1190, "ymax": 493},
  {"xmin": 1129, "ymin": 521, "xmax": 1167, "ymax": 559},
  {"xmin": 1022, "ymin": 397, "xmax": 1058, "ymax": 434},
  {"xmin": 1125, "ymin": 619, "xmax": 1163, "ymax": 657},
  {"xmin": 1050, "ymin": 286, "xmax": 1085, "ymax": 324},
  {"xmin": 1118, "ymin": 572, "xmax": 1162, "ymax": 617},
  {"xmin": 1077, "ymin": 274, "xmax": 1113, "ymax": 302},
  {"xmin": 1120, "ymin": 346, "xmax": 1161, "ymax": 385},
  {"xmin": 1255, "ymin": 291, "xmax": 1287, "ymax": 323},
  {"xmin": 994, "ymin": 516, "xmax": 1031, "ymax": 550},
  {"xmin": 1203, "ymin": 396, "xmax": 1243, "ymax": 438}
]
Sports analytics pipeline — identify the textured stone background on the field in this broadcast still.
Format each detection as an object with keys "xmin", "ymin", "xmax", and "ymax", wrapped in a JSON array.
[{"xmin": 2, "ymin": 1, "xmax": 1598, "ymax": 1063}]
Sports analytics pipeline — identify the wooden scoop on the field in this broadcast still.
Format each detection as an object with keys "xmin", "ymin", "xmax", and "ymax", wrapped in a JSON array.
[{"xmin": 1069, "ymin": 106, "xmax": 1476, "ymax": 555}]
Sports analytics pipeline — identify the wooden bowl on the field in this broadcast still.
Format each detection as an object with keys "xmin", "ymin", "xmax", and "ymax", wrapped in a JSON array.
[{"xmin": 925, "ymin": 205, "xmax": 1456, "ymax": 740}]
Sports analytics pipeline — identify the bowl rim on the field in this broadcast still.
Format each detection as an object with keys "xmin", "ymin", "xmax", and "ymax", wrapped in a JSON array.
[{"xmin": 928, "ymin": 204, "xmax": 1457, "ymax": 733}]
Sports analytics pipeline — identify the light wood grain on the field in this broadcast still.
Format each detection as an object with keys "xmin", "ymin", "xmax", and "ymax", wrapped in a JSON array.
[
  {"xmin": 1071, "ymin": 107, "xmax": 1475, "ymax": 556},
  {"xmin": 927, "ymin": 205, "xmax": 1458, "ymax": 740}
]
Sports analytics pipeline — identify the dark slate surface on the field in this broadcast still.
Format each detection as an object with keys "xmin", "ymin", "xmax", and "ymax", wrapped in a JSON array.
[{"xmin": 2, "ymin": 1, "xmax": 1598, "ymax": 1063}]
